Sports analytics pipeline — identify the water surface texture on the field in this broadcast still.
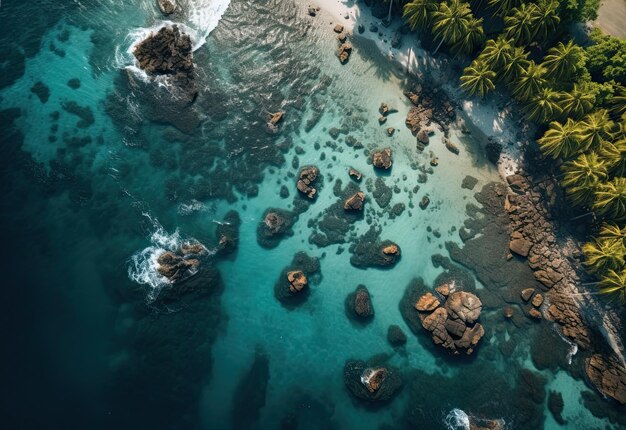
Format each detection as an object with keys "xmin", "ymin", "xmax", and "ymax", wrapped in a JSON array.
[{"xmin": 0, "ymin": 1, "xmax": 622, "ymax": 429}]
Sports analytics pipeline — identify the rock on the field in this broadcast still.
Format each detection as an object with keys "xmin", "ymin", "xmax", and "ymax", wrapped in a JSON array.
[
  {"xmin": 485, "ymin": 141, "xmax": 502, "ymax": 164},
  {"xmin": 333, "ymin": 24, "xmax": 344, "ymax": 33},
  {"xmin": 521, "ymin": 288, "xmax": 534, "ymax": 302},
  {"xmin": 257, "ymin": 208, "xmax": 296, "ymax": 249},
  {"xmin": 157, "ymin": 0, "xmax": 177, "ymax": 15},
  {"xmin": 372, "ymin": 148, "xmax": 392, "ymax": 169},
  {"xmin": 528, "ymin": 308, "xmax": 542, "ymax": 319},
  {"xmin": 133, "ymin": 25, "xmax": 193, "ymax": 81},
  {"xmin": 156, "ymin": 246, "xmax": 202, "ymax": 283},
  {"xmin": 369, "ymin": 23, "xmax": 378, "ymax": 33},
  {"xmin": 337, "ymin": 42, "xmax": 352, "ymax": 64},
  {"xmin": 358, "ymin": 24, "xmax": 365, "ymax": 34},
  {"xmin": 445, "ymin": 291, "xmax": 482, "ymax": 324},
  {"xmin": 416, "ymin": 129, "xmax": 429, "ymax": 145},
  {"xmin": 346, "ymin": 285, "xmax": 374, "ymax": 320},
  {"xmin": 387, "ymin": 325, "xmax": 407, "ymax": 346},
  {"xmin": 382, "ymin": 244, "xmax": 399, "ymax": 256},
  {"xmin": 548, "ymin": 391, "xmax": 566, "ymax": 425},
  {"xmin": 533, "ymin": 267, "xmax": 563, "ymax": 288},
  {"xmin": 386, "ymin": 127, "xmax": 395, "ymax": 136},
  {"xmin": 180, "ymin": 243, "xmax": 205, "ymax": 255},
  {"xmin": 348, "ymin": 168, "xmax": 362, "ymax": 181},
  {"xmin": 586, "ymin": 354, "xmax": 626, "ymax": 405},
  {"xmin": 430, "ymin": 157, "xmax": 439, "ymax": 167},
  {"xmin": 269, "ymin": 111, "xmax": 283, "ymax": 126},
  {"xmin": 307, "ymin": 6, "xmax": 317, "ymax": 16},
  {"xmin": 503, "ymin": 307, "xmax": 514, "ymax": 318},
  {"xmin": 509, "ymin": 234, "xmax": 533, "ymax": 257},
  {"xmin": 531, "ymin": 293, "xmax": 544, "ymax": 307},
  {"xmin": 461, "ymin": 175, "xmax": 478, "ymax": 190},
  {"xmin": 419, "ymin": 195, "xmax": 430, "ymax": 209},
  {"xmin": 337, "ymin": 32, "xmax": 347, "ymax": 42},
  {"xmin": 391, "ymin": 32, "xmax": 401, "ymax": 48},
  {"xmin": 379, "ymin": 103, "xmax": 389, "ymax": 116},
  {"xmin": 344, "ymin": 191, "xmax": 365, "ymax": 211},
  {"xmin": 216, "ymin": 210, "xmax": 241, "ymax": 256},
  {"xmin": 287, "ymin": 270, "xmax": 307, "ymax": 293},
  {"xmin": 435, "ymin": 284, "xmax": 450, "ymax": 297},
  {"xmin": 344, "ymin": 359, "xmax": 402, "ymax": 402},
  {"xmin": 296, "ymin": 165, "xmax": 319, "ymax": 199},
  {"xmin": 506, "ymin": 174, "xmax": 527, "ymax": 195},
  {"xmin": 456, "ymin": 323, "xmax": 485, "ymax": 353},
  {"xmin": 415, "ymin": 292, "xmax": 440, "ymax": 312},
  {"xmin": 444, "ymin": 138, "xmax": 460, "ymax": 154}
]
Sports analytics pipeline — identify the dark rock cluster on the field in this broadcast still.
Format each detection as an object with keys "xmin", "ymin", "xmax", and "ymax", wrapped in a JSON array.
[
  {"xmin": 371, "ymin": 147, "xmax": 392, "ymax": 170},
  {"xmin": 156, "ymin": 241, "xmax": 207, "ymax": 283},
  {"xmin": 297, "ymin": 165, "xmax": 320, "ymax": 199},
  {"xmin": 343, "ymin": 356, "xmax": 402, "ymax": 403},
  {"xmin": 349, "ymin": 227, "xmax": 401, "ymax": 269},
  {"xmin": 133, "ymin": 25, "xmax": 194, "ymax": 84}
]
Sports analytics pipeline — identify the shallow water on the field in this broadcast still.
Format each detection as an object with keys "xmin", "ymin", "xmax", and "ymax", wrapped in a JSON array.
[{"xmin": 0, "ymin": 0, "xmax": 622, "ymax": 429}]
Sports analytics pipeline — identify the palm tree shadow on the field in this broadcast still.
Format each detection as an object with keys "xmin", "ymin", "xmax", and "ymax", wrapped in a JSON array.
[{"xmin": 351, "ymin": 33, "xmax": 404, "ymax": 82}]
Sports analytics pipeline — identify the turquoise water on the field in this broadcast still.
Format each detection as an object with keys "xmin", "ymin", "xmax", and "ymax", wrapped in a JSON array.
[{"xmin": 0, "ymin": 0, "xmax": 622, "ymax": 428}]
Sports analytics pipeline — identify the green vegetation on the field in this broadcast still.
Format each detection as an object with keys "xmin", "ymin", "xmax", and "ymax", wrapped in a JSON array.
[{"xmin": 399, "ymin": 0, "xmax": 626, "ymax": 301}]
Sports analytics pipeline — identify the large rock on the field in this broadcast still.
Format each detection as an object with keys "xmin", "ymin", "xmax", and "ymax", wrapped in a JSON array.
[
  {"xmin": 274, "ymin": 252, "xmax": 321, "ymax": 304},
  {"xmin": 586, "ymin": 354, "xmax": 626, "ymax": 404},
  {"xmin": 344, "ymin": 191, "xmax": 365, "ymax": 211},
  {"xmin": 387, "ymin": 325, "xmax": 407, "ymax": 346},
  {"xmin": 415, "ymin": 292, "xmax": 440, "ymax": 312},
  {"xmin": 372, "ymin": 148, "xmax": 393, "ymax": 169},
  {"xmin": 156, "ymin": 240, "xmax": 207, "ymax": 283},
  {"xmin": 257, "ymin": 208, "xmax": 296, "ymax": 248},
  {"xmin": 509, "ymin": 231, "xmax": 533, "ymax": 257},
  {"xmin": 346, "ymin": 285, "xmax": 374, "ymax": 321},
  {"xmin": 444, "ymin": 291, "xmax": 482, "ymax": 324},
  {"xmin": 287, "ymin": 270, "xmax": 307, "ymax": 293},
  {"xmin": 133, "ymin": 25, "xmax": 193, "ymax": 81},
  {"xmin": 297, "ymin": 165, "xmax": 320, "ymax": 199},
  {"xmin": 337, "ymin": 42, "xmax": 352, "ymax": 64},
  {"xmin": 344, "ymin": 359, "xmax": 402, "ymax": 403}
]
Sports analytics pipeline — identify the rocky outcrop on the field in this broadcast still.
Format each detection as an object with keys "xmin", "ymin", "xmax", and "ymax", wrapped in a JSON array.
[
  {"xmin": 343, "ymin": 191, "xmax": 365, "ymax": 211},
  {"xmin": 257, "ymin": 208, "xmax": 296, "ymax": 248},
  {"xmin": 586, "ymin": 354, "xmax": 626, "ymax": 405},
  {"xmin": 337, "ymin": 42, "xmax": 352, "ymax": 64},
  {"xmin": 156, "ymin": 240, "xmax": 207, "ymax": 283},
  {"xmin": 297, "ymin": 165, "xmax": 319, "ymax": 199},
  {"xmin": 349, "ymin": 227, "xmax": 401, "ymax": 269},
  {"xmin": 133, "ymin": 25, "xmax": 193, "ymax": 83},
  {"xmin": 344, "ymin": 358, "xmax": 402, "ymax": 403},
  {"xmin": 348, "ymin": 168, "xmax": 362, "ymax": 181},
  {"xmin": 345, "ymin": 285, "xmax": 374, "ymax": 322},
  {"xmin": 372, "ymin": 148, "xmax": 392, "ymax": 170},
  {"xmin": 216, "ymin": 210, "xmax": 241, "ymax": 256},
  {"xmin": 274, "ymin": 252, "xmax": 321, "ymax": 305},
  {"xmin": 157, "ymin": 0, "xmax": 177, "ymax": 15},
  {"xmin": 403, "ymin": 81, "xmax": 455, "ymax": 138},
  {"xmin": 414, "ymin": 290, "xmax": 485, "ymax": 355}
]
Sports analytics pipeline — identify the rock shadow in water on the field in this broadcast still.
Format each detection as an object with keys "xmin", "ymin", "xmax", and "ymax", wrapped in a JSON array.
[{"xmin": 231, "ymin": 346, "xmax": 270, "ymax": 430}]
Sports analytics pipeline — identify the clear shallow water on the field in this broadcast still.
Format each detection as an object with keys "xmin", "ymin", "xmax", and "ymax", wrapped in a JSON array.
[{"xmin": 0, "ymin": 0, "xmax": 621, "ymax": 429}]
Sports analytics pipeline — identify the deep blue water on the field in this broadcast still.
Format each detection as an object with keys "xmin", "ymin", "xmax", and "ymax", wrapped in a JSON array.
[{"xmin": 1, "ymin": 0, "xmax": 624, "ymax": 429}]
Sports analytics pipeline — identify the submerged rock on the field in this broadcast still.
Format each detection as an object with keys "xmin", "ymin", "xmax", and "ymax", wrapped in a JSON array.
[
  {"xmin": 216, "ymin": 210, "xmax": 241, "ymax": 256},
  {"xmin": 257, "ymin": 208, "xmax": 296, "ymax": 248},
  {"xmin": 348, "ymin": 168, "xmax": 362, "ymax": 181},
  {"xmin": 548, "ymin": 391, "xmax": 566, "ymax": 425},
  {"xmin": 345, "ymin": 285, "xmax": 374, "ymax": 322},
  {"xmin": 387, "ymin": 325, "xmax": 407, "ymax": 346},
  {"xmin": 157, "ymin": 0, "xmax": 177, "ymax": 15},
  {"xmin": 372, "ymin": 148, "xmax": 393, "ymax": 170}
]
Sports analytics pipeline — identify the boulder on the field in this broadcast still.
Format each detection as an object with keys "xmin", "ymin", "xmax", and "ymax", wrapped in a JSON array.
[
  {"xmin": 386, "ymin": 127, "xmax": 395, "ymax": 136},
  {"xmin": 346, "ymin": 285, "xmax": 374, "ymax": 320},
  {"xmin": 344, "ymin": 191, "xmax": 365, "ymax": 211},
  {"xmin": 430, "ymin": 157, "xmax": 439, "ymax": 167},
  {"xmin": 257, "ymin": 208, "xmax": 296, "ymax": 249},
  {"xmin": 379, "ymin": 103, "xmax": 389, "ymax": 116},
  {"xmin": 419, "ymin": 195, "xmax": 430, "ymax": 209},
  {"xmin": 444, "ymin": 137, "xmax": 460, "ymax": 154},
  {"xmin": 348, "ymin": 168, "xmax": 362, "ymax": 181},
  {"xmin": 444, "ymin": 291, "xmax": 482, "ymax": 324},
  {"xmin": 435, "ymin": 284, "xmax": 451, "ymax": 297},
  {"xmin": 287, "ymin": 270, "xmax": 307, "ymax": 293},
  {"xmin": 334, "ymin": 24, "xmax": 344, "ymax": 33},
  {"xmin": 296, "ymin": 165, "xmax": 319, "ymax": 199},
  {"xmin": 533, "ymin": 268, "xmax": 563, "ymax": 288},
  {"xmin": 461, "ymin": 175, "xmax": 478, "ymax": 190},
  {"xmin": 269, "ymin": 111, "xmax": 283, "ymax": 126},
  {"xmin": 307, "ymin": 6, "xmax": 317, "ymax": 16},
  {"xmin": 344, "ymin": 359, "xmax": 402, "ymax": 402},
  {"xmin": 337, "ymin": 42, "xmax": 352, "ymax": 64},
  {"xmin": 378, "ymin": 116, "xmax": 387, "ymax": 124},
  {"xmin": 416, "ymin": 129, "xmax": 429, "ymax": 145},
  {"xmin": 521, "ymin": 288, "xmax": 534, "ymax": 302},
  {"xmin": 382, "ymin": 244, "xmax": 400, "ymax": 256},
  {"xmin": 528, "ymin": 308, "xmax": 542, "ymax": 319},
  {"xmin": 509, "ymin": 234, "xmax": 533, "ymax": 257},
  {"xmin": 372, "ymin": 148, "xmax": 393, "ymax": 169},
  {"xmin": 531, "ymin": 293, "xmax": 544, "ymax": 307},
  {"xmin": 415, "ymin": 292, "xmax": 440, "ymax": 312}
]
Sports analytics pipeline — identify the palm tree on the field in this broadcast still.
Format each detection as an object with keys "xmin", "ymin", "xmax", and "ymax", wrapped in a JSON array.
[
  {"xmin": 560, "ymin": 85, "xmax": 595, "ymax": 120},
  {"xmin": 403, "ymin": 0, "xmax": 439, "ymax": 30},
  {"xmin": 593, "ymin": 177, "xmax": 626, "ymax": 221},
  {"xmin": 531, "ymin": 0, "xmax": 560, "ymax": 43},
  {"xmin": 504, "ymin": 3, "xmax": 539, "ymax": 45},
  {"xmin": 599, "ymin": 138, "xmax": 626, "ymax": 176},
  {"xmin": 451, "ymin": 16, "xmax": 485, "ymax": 56},
  {"xmin": 561, "ymin": 152, "xmax": 608, "ymax": 206},
  {"xmin": 511, "ymin": 61, "xmax": 546, "ymax": 101},
  {"xmin": 542, "ymin": 40, "xmax": 584, "ymax": 81},
  {"xmin": 487, "ymin": 0, "xmax": 523, "ymax": 16},
  {"xmin": 431, "ymin": 0, "xmax": 473, "ymax": 54},
  {"xmin": 599, "ymin": 223, "xmax": 626, "ymax": 244},
  {"xmin": 610, "ymin": 86, "xmax": 626, "ymax": 118},
  {"xmin": 524, "ymin": 87, "xmax": 562, "ymax": 123},
  {"xmin": 537, "ymin": 118, "xmax": 582, "ymax": 159},
  {"xmin": 582, "ymin": 237, "xmax": 626, "ymax": 274},
  {"xmin": 598, "ymin": 268, "xmax": 626, "ymax": 303},
  {"xmin": 577, "ymin": 110, "xmax": 615, "ymax": 152},
  {"xmin": 478, "ymin": 37, "xmax": 513, "ymax": 72},
  {"xmin": 460, "ymin": 60, "xmax": 496, "ymax": 97},
  {"xmin": 500, "ymin": 46, "xmax": 530, "ymax": 83}
]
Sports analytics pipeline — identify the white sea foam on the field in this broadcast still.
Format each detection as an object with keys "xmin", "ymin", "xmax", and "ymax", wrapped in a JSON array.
[{"xmin": 443, "ymin": 409, "xmax": 470, "ymax": 430}]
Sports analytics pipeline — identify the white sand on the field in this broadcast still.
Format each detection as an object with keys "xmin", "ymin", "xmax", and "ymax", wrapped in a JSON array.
[{"xmin": 312, "ymin": 0, "xmax": 532, "ymax": 179}]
